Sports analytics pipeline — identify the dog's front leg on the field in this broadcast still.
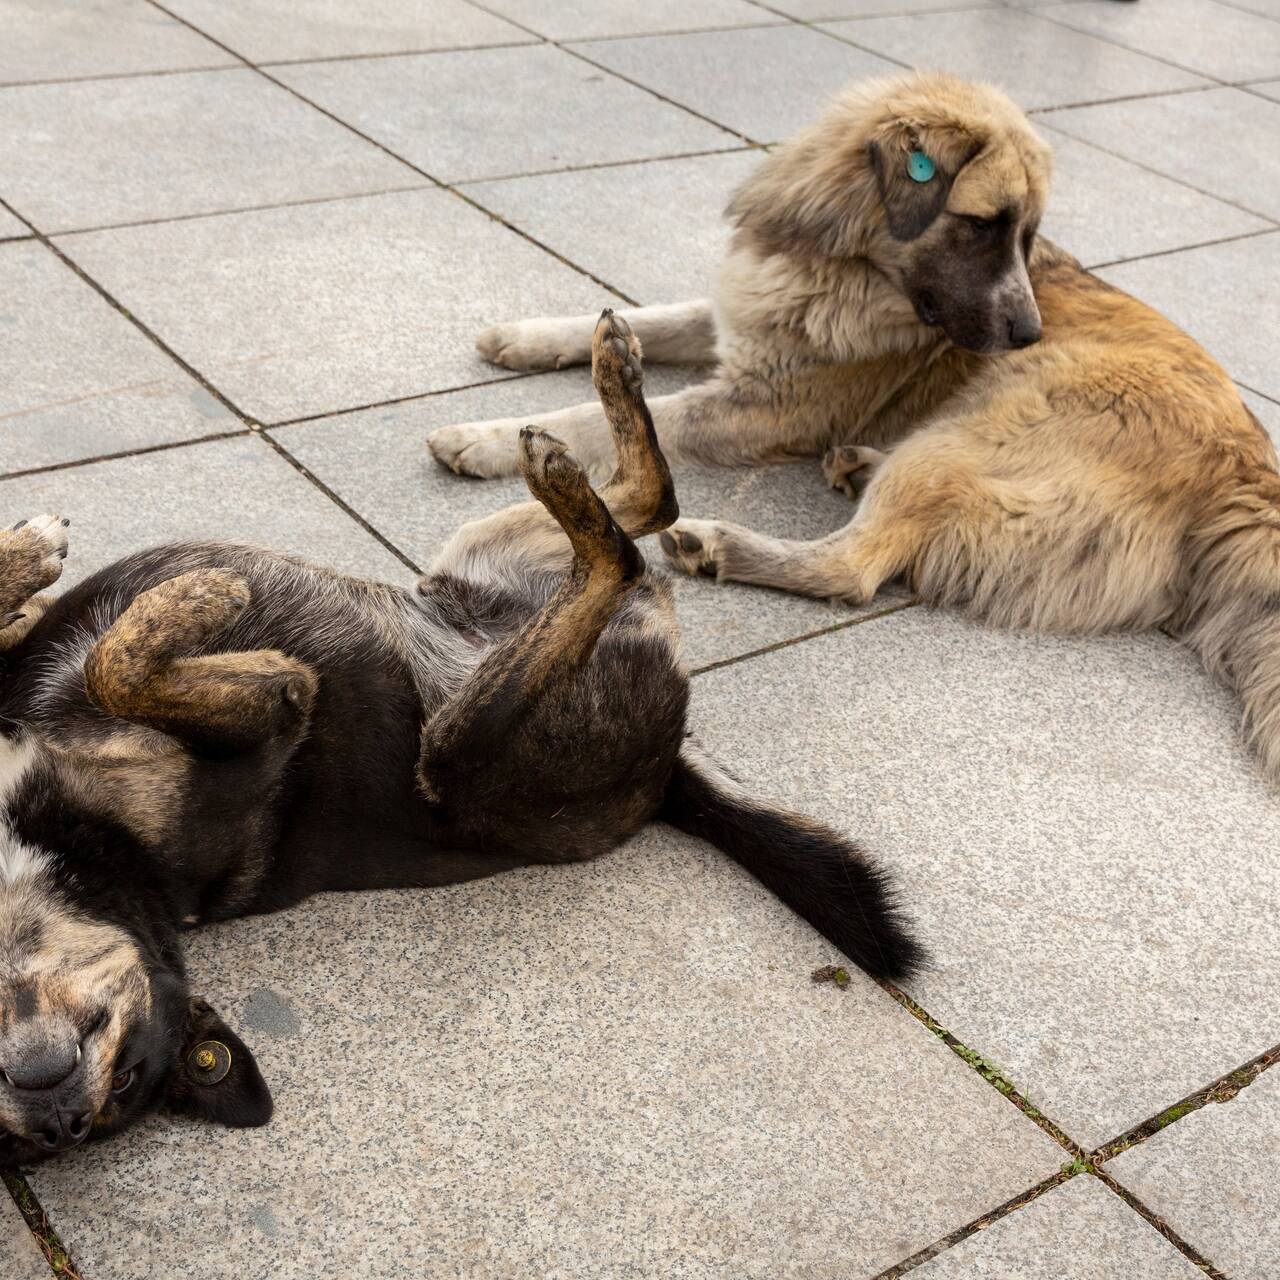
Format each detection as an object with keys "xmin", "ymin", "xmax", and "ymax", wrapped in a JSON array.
[
  {"xmin": 84, "ymin": 570, "xmax": 318, "ymax": 754},
  {"xmin": 0, "ymin": 514, "xmax": 69, "ymax": 651}
]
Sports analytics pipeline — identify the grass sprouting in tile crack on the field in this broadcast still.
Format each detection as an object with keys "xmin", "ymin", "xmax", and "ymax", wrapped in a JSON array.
[
  {"xmin": 1091, "ymin": 1041, "xmax": 1280, "ymax": 1164},
  {"xmin": 880, "ymin": 982, "xmax": 1078, "ymax": 1153},
  {"xmin": 2, "ymin": 1168, "xmax": 82, "ymax": 1278}
]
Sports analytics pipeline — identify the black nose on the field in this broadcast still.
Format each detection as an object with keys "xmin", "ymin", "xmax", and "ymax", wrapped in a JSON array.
[
  {"xmin": 31, "ymin": 1109, "xmax": 92, "ymax": 1152},
  {"xmin": 1006, "ymin": 312, "xmax": 1042, "ymax": 349}
]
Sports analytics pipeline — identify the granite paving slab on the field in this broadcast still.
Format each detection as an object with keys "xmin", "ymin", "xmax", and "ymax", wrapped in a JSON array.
[
  {"xmin": 0, "ymin": 204, "xmax": 30, "ymax": 241},
  {"xmin": 160, "ymin": 0, "xmax": 532, "ymax": 63},
  {"xmin": 0, "ymin": 0, "xmax": 234, "ymax": 86},
  {"xmin": 1109, "ymin": 1066, "xmax": 1280, "ymax": 1280},
  {"xmin": 1037, "ymin": 128, "xmax": 1270, "ymax": 266},
  {"xmin": 54, "ymin": 188, "xmax": 609, "ymax": 424},
  {"xmin": 0, "ymin": 239, "xmax": 239, "ymax": 476},
  {"xmin": 913, "ymin": 1175, "xmax": 1207, "ymax": 1278},
  {"xmin": 0, "ymin": 433, "xmax": 407, "ymax": 586},
  {"xmin": 1035, "ymin": 0, "xmax": 1280, "ymax": 82},
  {"xmin": 772, "ymin": 0, "xmax": 995, "ymax": 15},
  {"xmin": 28, "ymin": 827, "xmax": 1063, "ymax": 1280},
  {"xmin": 479, "ymin": 0, "xmax": 777, "ymax": 41},
  {"xmin": 464, "ymin": 150, "xmax": 762, "ymax": 304},
  {"xmin": 1241, "ymin": 387, "xmax": 1280, "ymax": 446},
  {"xmin": 275, "ymin": 366, "xmax": 900, "ymax": 671},
  {"xmin": 1254, "ymin": 79, "xmax": 1280, "ymax": 101},
  {"xmin": 1040, "ymin": 89, "xmax": 1280, "ymax": 221},
  {"xmin": 1098, "ymin": 231, "xmax": 1280, "ymax": 402},
  {"xmin": 688, "ymin": 608, "xmax": 1280, "ymax": 1148},
  {"xmin": 575, "ymin": 26, "xmax": 900, "ymax": 144},
  {"xmin": 275, "ymin": 44, "xmax": 731, "ymax": 184},
  {"xmin": 821, "ymin": 9, "xmax": 1209, "ymax": 110},
  {"xmin": 0, "ymin": 1193, "xmax": 46, "ymax": 1280},
  {"xmin": 0, "ymin": 68, "xmax": 416, "ymax": 233}
]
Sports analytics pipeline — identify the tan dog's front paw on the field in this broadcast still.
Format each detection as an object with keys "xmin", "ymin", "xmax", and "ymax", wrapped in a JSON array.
[
  {"xmin": 428, "ymin": 421, "xmax": 523, "ymax": 478},
  {"xmin": 822, "ymin": 446, "xmax": 885, "ymax": 502},
  {"xmin": 658, "ymin": 519, "xmax": 725, "ymax": 580}
]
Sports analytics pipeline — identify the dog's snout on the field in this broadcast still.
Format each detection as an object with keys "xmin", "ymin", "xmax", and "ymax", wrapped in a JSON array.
[
  {"xmin": 3, "ymin": 1039, "xmax": 81, "ymax": 1091},
  {"xmin": 31, "ymin": 1108, "xmax": 93, "ymax": 1152},
  {"xmin": 1006, "ymin": 310, "xmax": 1042, "ymax": 349}
]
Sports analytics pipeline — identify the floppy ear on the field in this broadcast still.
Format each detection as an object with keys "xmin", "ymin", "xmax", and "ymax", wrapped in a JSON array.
[
  {"xmin": 168, "ymin": 998, "xmax": 272, "ymax": 1129},
  {"xmin": 868, "ymin": 137, "xmax": 956, "ymax": 242}
]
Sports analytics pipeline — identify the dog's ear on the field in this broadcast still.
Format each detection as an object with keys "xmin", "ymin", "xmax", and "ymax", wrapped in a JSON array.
[
  {"xmin": 868, "ymin": 135, "xmax": 959, "ymax": 242},
  {"xmin": 168, "ymin": 998, "xmax": 272, "ymax": 1129}
]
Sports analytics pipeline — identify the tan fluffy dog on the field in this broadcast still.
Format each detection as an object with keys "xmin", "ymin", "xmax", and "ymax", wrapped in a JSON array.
[{"xmin": 429, "ymin": 72, "xmax": 1280, "ymax": 781}]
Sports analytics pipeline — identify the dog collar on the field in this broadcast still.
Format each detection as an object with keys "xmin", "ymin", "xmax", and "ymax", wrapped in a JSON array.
[{"xmin": 907, "ymin": 150, "xmax": 936, "ymax": 183}]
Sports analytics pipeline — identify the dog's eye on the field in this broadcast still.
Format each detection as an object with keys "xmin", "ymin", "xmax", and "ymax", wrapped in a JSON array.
[
  {"xmin": 963, "ymin": 215, "xmax": 996, "ymax": 233},
  {"xmin": 110, "ymin": 1068, "xmax": 135, "ymax": 1095}
]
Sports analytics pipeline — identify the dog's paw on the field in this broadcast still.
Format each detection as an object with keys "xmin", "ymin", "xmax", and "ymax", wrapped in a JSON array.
[
  {"xmin": 2, "ymin": 514, "xmax": 71, "ymax": 610},
  {"xmin": 658, "ymin": 519, "xmax": 726, "ymax": 580},
  {"xmin": 592, "ymin": 309, "xmax": 643, "ymax": 399},
  {"xmin": 822, "ymin": 446, "xmax": 883, "ymax": 502},
  {"xmin": 477, "ymin": 321, "xmax": 575, "ymax": 371},
  {"xmin": 427, "ymin": 421, "xmax": 523, "ymax": 478}
]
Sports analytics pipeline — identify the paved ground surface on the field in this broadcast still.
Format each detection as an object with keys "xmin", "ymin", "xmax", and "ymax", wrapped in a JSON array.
[{"xmin": 2, "ymin": 0, "xmax": 1278, "ymax": 1276}]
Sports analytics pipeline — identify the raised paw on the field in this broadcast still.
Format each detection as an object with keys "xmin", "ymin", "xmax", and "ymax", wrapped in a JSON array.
[
  {"xmin": 592, "ymin": 309, "xmax": 643, "ymax": 400},
  {"xmin": 428, "ymin": 420, "xmax": 523, "ymax": 478},
  {"xmin": 658, "ymin": 519, "xmax": 726, "ymax": 580},
  {"xmin": 1, "ymin": 514, "xmax": 71, "ymax": 624},
  {"xmin": 822, "ymin": 445, "xmax": 885, "ymax": 502}
]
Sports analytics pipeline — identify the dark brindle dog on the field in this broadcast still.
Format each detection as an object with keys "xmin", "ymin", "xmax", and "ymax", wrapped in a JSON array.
[{"xmin": 0, "ymin": 314, "xmax": 920, "ymax": 1161}]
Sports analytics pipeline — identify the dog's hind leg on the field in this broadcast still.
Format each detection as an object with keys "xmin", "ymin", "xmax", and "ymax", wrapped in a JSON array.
[
  {"xmin": 84, "ymin": 570, "xmax": 317, "ymax": 754},
  {"xmin": 428, "ymin": 311, "xmax": 677, "ymax": 581},
  {"xmin": 476, "ymin": 299, "xmax": 716, "ymax": 372},
  {"xmin": 0, "ymin": 514, "xmax": 69, "ymax": 651},
  {"xmin": 417, "ymin": 421, "xmax": 648, "ymax": 805}
]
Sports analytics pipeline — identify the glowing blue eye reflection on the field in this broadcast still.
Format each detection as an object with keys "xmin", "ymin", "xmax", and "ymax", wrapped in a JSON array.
[{"xmin": 907, "ymin": 151, "xmax": 936, "ymax": 183}]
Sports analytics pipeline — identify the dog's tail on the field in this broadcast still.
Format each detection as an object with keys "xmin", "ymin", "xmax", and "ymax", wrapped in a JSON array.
[
  {"xmin": 659, "ymin": 743, "xmax": 925, "ymax": 982},
  {"xmin": 1182, "ymin": 473, "xmax": 1280, "ymax": 783}
]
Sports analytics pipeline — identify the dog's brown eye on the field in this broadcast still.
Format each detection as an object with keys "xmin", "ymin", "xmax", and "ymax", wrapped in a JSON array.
[
  {"xmin": 110, "ymin": 1068, "xmax": 134, "ymax": 1094},
  {"xmin": 964, "ymin": 215, "xmax": 995, "ymax": 233}
]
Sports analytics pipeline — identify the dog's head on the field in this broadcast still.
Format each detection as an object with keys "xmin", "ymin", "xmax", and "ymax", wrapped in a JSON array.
[
  {"xmin": 0, "ymin": 739, "xmax": 270, "ymax": 1159},
  {"xmin": 728, "ymin": 71, "xmax": 1054, "ymax": 354}
]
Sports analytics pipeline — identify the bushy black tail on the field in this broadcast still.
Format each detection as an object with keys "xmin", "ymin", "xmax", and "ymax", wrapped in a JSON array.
[{"xmin": 660, "ymin": 745, "xmax": 925, "ymax": 982}]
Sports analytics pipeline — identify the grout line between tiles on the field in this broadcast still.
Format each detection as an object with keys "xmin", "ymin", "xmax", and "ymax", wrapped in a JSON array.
[
  {"xmin": 3, "ymin": 1169, "xmax": 80, "ymax": 1279},
  {"xmin": 1237, "ymin": 380, "xmax": 1280, "ymax": 407},
  {"xmin": 1034, "ymin": 114, "xmax": 1280, "ymax": 225},
  {"xmin": 456, "ymin": 143, "xmax": 762, "ymax": 189},
  {"xmin": 1088, "ymin": 224, "xmax": 1279, "ymax": 270},
  {"xmin": 0, "ymin": 428, "xmax": 251, "ymax": 483},
  {"xmin": 688, "ymin": 598, "xmax": 921, "ymax": 676}
]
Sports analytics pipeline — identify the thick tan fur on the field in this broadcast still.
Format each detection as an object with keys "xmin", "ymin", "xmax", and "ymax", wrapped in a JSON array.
[{"xmin": 430, "ymin": 71, "xmax": 1280, "ymax": 784}]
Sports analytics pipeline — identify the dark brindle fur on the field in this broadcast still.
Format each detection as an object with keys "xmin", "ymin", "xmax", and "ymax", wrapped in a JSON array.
[{"xmin": 0, "ymin": 314, "xmax": 921, "ymax": 1161}]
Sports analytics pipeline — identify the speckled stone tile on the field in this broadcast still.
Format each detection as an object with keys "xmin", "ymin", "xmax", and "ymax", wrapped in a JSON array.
[
  {"xmin": 1036, "ymin": 0, "xmax": 1280, "ymax": 82},
  {"xmin": 463, "ymin": 150, "xmax": 762, "ymax": 303},
  {"xmin": 0, "ymin": 433, "xmax": 407, "ymax": 587},
  {"xmin": 772, "ymin": 0, "xmax": 995, "ymax": 15},
  {"xmin": 1108, "ymin": 1067, "xmax": 1280, "ymax": 1280},
  {"xmin": 688, "ymin": 609, "xmax": 1280, "ymax": 1148},
  {"xmin": 0, "ymin": 240, "xmax": 239, "ymax": 475},
  {"xmin": 575, "ymin": 26, "xmax": 900, "ymax": 144},
  {"xmin": 1098, "ymin": 231, "xmax": 1280, "ymax": 401},
  {"xmin": 0, "ymin": 205, "xmax": 30, "ymax": 241},
  {"xmin": 274, "ymin": 44, "xmax": 731, "ymax": 183},
  {"xmin": 0, "ymin": 1194, "xmax": 46, "ymax": 1280},
  {"xmin": 28, "ymin": 827, "xmax": 1062, "ymax": 1280},
  {"xmin": 0, "ymin": 69, "xmax": 416, "ymax": 234},
  {"xmin": 1038, "ymin": 128, "xmax": 1270, "ymax": 267},
  {"xmin": 53, "ymin": 189, "xmax": 608, "ymax": 423},
  {"xmin": 0, "ymin": 0, "xmax": 234, "ymax": 85},
  {"xmin": 161, "ymin": 0, "xmax": 531, "ymax": 63},
  {"xmin": 1040, "ymin": 89, "xmax": 1280, "ymax": 221},
  {"xmin": 1241, "ymin": 387, "xmax": 1280, "ymax": 447},
  {"xmin": 820, "ymin": 9, "xmax": 1208, "ymax": 110},
  {"xmin": 482, "ymin": 0, "xmax": 776, "ymax": 41},
  {"xmin": 913, "ymin": 1175, "xmax": 1206, "ymax": 1278},
  {"xmin": 275, "ymin": 366, "xmax": 903, "ymax": 670}
]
